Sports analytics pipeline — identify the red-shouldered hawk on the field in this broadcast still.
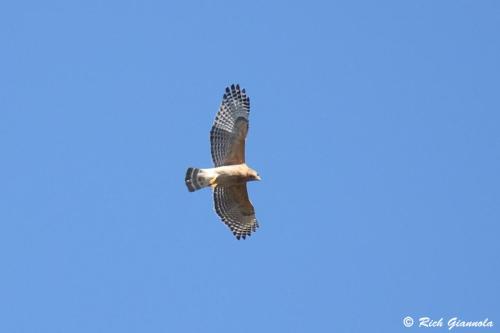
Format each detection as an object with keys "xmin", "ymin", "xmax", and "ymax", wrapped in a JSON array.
[{"xmin": 185, "ymin": 84, "xmax": 260, "ymax": 239}]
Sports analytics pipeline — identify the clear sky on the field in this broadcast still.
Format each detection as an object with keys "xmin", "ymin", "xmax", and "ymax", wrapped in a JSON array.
[{"xmin": 1, "ymin": 1, "xmax": 499, "ymax": 332}]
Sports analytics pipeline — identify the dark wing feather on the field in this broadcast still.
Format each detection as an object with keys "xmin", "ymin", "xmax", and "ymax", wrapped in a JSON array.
[
  {"xmin": 213, "ymin": 184, "xmax": 259, "ymax": 239},
  {"xmin": 210, "ymin": 84, "xmax": 250, "ymax": 166}
]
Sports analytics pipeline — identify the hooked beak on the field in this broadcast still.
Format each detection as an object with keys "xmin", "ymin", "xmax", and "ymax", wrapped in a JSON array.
[{"xmin": 256, "ymin": 175, "xmax": 261, "ymax": 181}]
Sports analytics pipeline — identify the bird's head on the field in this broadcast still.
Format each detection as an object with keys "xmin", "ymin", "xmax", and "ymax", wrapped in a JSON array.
[{"xmin": 248, "ymin": 169, "xmax": 261, "ymax": 182}]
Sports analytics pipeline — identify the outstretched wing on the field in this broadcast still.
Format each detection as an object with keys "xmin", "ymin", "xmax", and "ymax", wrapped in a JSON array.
[
  {"xmin": 210, "ymin": 84, "xmax": 250, "ymax": 166},
  {"xmin": 213, "ymin": 184, "xmax": 259, "ymax": 239}
]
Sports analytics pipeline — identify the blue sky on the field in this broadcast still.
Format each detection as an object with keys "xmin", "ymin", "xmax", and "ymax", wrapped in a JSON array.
[{"xmin": 1, "ymin": 1, "xmax": 499, "ymax": 332}]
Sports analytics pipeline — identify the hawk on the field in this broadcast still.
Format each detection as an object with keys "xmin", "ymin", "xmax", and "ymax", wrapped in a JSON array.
[{"xmin": 185, "ymin": 84, "xmax": 261, "ymax": 239}]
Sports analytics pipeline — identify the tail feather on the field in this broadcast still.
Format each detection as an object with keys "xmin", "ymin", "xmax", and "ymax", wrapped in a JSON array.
[{"xmin": 185, "ymin": 167, "xmax": 210, "ymax": 192}]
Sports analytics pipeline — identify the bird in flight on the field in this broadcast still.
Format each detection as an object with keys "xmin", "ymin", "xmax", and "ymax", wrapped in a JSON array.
[{"xmin": 185, "ymin": 84, "xmax": 261, "ymax": 239}]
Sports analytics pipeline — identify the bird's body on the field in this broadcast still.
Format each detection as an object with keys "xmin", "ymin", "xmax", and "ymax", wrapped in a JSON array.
[
  {"xmin": 185, "ymin": 84, "xmax": 260, "ymax": 239},
  {"xmin": 186, "ymin": 164, "xmax": 259, "ymax": 191}
]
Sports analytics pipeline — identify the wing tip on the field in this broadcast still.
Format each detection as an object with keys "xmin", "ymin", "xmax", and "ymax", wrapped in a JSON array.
[
  {"xmin": 234, "ymin": 232, "xmax": 249, "ymax": 240},
  {"xmin": 222, "ymin": 83, "xmax": 249, "ymax": 104},
  {"xmin": 225, "ymin": 83, "xmax": 244, "ymax": 93}
]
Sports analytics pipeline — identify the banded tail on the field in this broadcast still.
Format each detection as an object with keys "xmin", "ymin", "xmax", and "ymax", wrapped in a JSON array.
[{"xmin": 185, "ymin": 167, "xmax": 212, "ymax": 192}]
